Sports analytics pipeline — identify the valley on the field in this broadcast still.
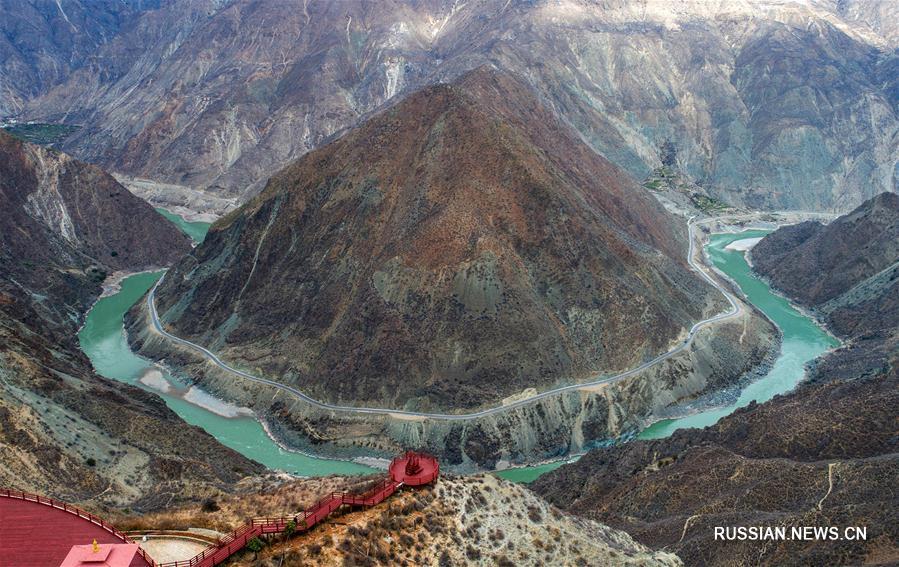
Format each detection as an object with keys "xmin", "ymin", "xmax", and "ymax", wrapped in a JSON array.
[
  {"xmin": 1, "ymin": 3, "xmax": 895, "ymax": 564},
  {"xmin": 79, "ymin": 266, "xmax": 375, "ymax": 477},
  {"xmin": 529, "ymin": 194, "xmax": 898, "ymax": 564},
  {"xmin": 638, "ymin": 229, "xmax": 839, "ymax": 439},
  {"xmin": 0, "ymin": 129, "xmax": 262, "ymax": 510},
  {"xmin": 95, "ymin": 209, "xmax": 833, "ymax": 481},
  {"xmin": 122, "ymin": 68, "xmax": 783, "ymax": 470}
]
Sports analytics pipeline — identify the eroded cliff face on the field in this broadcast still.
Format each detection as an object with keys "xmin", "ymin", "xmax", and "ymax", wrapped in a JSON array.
[
  {"xmin": 128, "ymin": 267, "xmax": 776, "ymax": 470},
  {"xmin": 0, "ymin": 130, "xmax": 263, "ymax": 510},
  {"xmin": 16, "ymin": 0, "xmax": 899, "ymax": 211}
]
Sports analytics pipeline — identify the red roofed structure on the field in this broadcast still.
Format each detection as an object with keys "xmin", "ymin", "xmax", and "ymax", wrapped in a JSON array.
[
  {"xmin": 59, "ymin": 543, "xmax": 141, "ymax": 567},
  {"xmin": 0, "ymin": 490, "xmax": 152, "ymax": 567},
  {"xmin": 1, "ymin": 452, "xmax": 438, "ymax": 567}
]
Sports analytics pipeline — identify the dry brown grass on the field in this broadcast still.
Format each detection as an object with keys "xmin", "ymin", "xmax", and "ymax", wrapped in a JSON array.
[
  {"xmin": 112, "ymin": 475, "xmax": 678, "ymax": 566},
  {"xmin": 113, "ymin": 474, "xmax": 380, "ymax": 533}
]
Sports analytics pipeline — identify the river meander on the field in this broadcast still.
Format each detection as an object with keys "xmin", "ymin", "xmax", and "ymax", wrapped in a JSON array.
[
  {"xmin": 78, "ymin": 212, "xmax": 374, "ymax": 476},
  {"xmin": 497, "ymin": 230, "xmax": 839, "ymax": 482},
  {"xmin": 79, "ymin": 223, "xmax": 836, "ymax": 480}
]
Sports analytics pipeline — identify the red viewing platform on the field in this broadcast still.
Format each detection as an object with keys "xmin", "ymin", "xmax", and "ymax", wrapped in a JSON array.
[
  {"xmin": 0, "ymin": 452, "xmax": 439, "ymax": 567},
  {"xmin": 0, "ymin": 490, "xmax": 153, "ymax": 567}
]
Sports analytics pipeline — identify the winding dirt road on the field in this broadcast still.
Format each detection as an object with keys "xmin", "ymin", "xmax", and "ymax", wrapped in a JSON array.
[{"xmin": 146, "ymin": 216, "xmax": 748, "ymax": 421}]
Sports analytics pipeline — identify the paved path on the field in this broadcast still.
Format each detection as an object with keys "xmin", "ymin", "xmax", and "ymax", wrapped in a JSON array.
[
  {"xmin": 146, "ymin": 216, "xmax": 748, "ymax": 421},
  {"xmin": 139, "ymin": 538, "xmax": 208, "ymax": 564}
]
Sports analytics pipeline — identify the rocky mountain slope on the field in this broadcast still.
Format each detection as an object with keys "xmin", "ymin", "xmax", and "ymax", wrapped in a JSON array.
[
  {"xmin": 531, "ymin": 360, "xmax": 898, "ymax": 566},
  {"xmin": 142, "ymin": 67, "xmax": 721, "ymax": 411},
  {"xmin": 752, "ymin": 192, "xmax": 898, "ymax": 330},
  {"xmin": 753, "ymin": 192, "xmax": 898, "ymax": 381},
  {"xmin": 20, "ymin": 0, "xmax": 467, "ymax": 197},
  {"xmin": 0, "ymin": 0, "xmax": 156, "ymax": 116},
  {"xmin": 530, "ymin": 199, "xmax": 899, "ymax": 566},
  {"xmin": 12, "ymin": 0, "xmax": 899, "ymax": 211},
  {"xmin": 118, "ymin": 474, "xmax": 682, "ymax": 566},
  {"xmin": 0, "ymin": 130, "xmax": 263, "ymax": 510}
]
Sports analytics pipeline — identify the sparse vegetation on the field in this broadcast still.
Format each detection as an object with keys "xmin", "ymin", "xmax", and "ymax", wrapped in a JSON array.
[
  {"xmin": 283, "ymin": 518, "xmax": 297, "ymax": 538},
  {"xmin": 689, "ymin": 192, "xmax": 731, "ymax": 213},
  {"xmin": 246, "ymin": 536, "xmax": 264, "ymax": 559},
  {"xmin": 2, "ymin": 123, "xmax": 79, "ymax": 146},
  {"xmin": 113, "ymin": 475, "xmax": 676, "ymax": 566},
  {"xmin": 642, "ymin": 165, "xmax": 679, "ymax": 191}
]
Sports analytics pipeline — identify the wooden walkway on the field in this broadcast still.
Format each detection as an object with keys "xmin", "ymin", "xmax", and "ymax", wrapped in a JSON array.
[
  {"xmin": 160, "ymin": 452, "xmax": 439, "ymax": 567},
  {"xmin": 0, "ymin": 452, "xmax": 438, "ymax": 567}
]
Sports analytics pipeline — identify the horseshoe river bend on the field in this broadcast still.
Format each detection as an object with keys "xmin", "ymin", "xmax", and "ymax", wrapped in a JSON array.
[{"xmin": 77, "ymin": 214, "xmax": 837, "ymax": 482}]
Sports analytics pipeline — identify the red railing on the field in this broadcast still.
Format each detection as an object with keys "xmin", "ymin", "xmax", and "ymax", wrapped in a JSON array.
[
  {"xmin": 3, "ymin": 452, "xmax": 439, "ymax": 567},
  {"xmin": 155, "ymin": 482, "xmax": 401, "ymax": 567},
  {"xmin": 388, "ymin": 451, "xmax": 440, "ymax": 486},
  {"xmin": 156, "ymin": 520, "xmax": 273, "ymax": 567},
  {"xmin": 0, "ymin": 489, "xmax": 160, "ymax": 567}
]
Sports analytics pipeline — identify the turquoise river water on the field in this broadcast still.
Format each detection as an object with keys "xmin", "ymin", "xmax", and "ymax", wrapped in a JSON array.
[
  {"xmin": 78, "ymin": 212, "xmax": 374, "ymax": 476},
  {"xmin": 154, "ymin": 208, "xmax": 214, "ymax": 243},
  {"xmin": 496, "ymin": 230, "xmax": 838, "ymax": 483},
  {"xmin": 79, "ymin": 223, "xmax": 836, "ymax": 481}
]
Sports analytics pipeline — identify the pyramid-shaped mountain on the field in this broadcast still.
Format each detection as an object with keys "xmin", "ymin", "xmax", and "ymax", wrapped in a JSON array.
[{"xmin": 150, "ymin": 68, "xmax": 719, "ymax": 410}]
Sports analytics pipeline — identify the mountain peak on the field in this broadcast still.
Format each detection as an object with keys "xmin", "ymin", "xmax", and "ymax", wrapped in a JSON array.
[{"xmin": 151, "ymin": 70, "xmax": 718, "ymax": 410}]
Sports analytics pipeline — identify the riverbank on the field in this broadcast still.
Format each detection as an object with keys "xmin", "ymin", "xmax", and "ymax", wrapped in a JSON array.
[
  {"xmin": 78, "ymin": 270, "xmax": 376, "ymax": 476},
  {"xmin": 127, "ymin": 223, "xmax": 776, "ymax": 473},
  {"xmin": 636, "ymin": 230, "xmax": 838, "ymax": 439},
  {"xmin": 102, "ymin": 211, "xmax": 831, "ymax": 478},
  {"xmin": 114, "ymin": 174, "xmax": 238, "ymax": 220},
  {"xmin": 724, "ymin": 237, "xmax": 762, "ymax": 251},
  {"xmin": 505, "ymin": 225, "xmax": 838, "ymax": 479}
]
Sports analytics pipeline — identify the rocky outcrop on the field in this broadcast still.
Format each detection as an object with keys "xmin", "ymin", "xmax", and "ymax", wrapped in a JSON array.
[
  {"xmin": 0, "ymin": 130, "xmax": 263, "ymax": 510},
  {"xmin": 138, "ymin": 68, "xmax": 724, "ymax": 412},
  {"xmin": 14, "ymin": 0, "xmax": 899, "ymax": 211}
]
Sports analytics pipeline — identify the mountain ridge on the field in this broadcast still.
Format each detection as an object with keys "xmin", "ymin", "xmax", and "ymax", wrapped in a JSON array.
[
  {"xmin": 9, "ymin": 0, "xmax": 897, "ymax": 212},
  {"xmin": 145, "ymin": 67, "xmax": 722, "ymax": 412},
  {"xmin": 0, "ymin": 129, "xmax": 263, "ymax": 510}
]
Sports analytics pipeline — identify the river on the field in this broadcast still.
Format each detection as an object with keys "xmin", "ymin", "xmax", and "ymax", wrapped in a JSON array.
[
  {"xmin": 80, "ymin": 220, "xmax": 836, "ymax": 481},
  {"xmin": 497, "ymin": 229, "xmax": 838, "ymax": 482},
  {"xmin": 154, "ymin": 208, "xmax": 213, "ymax": 243},
  {"xmin": 78, "ymin": 211, "xmax": 375, "ymax": 476}
]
